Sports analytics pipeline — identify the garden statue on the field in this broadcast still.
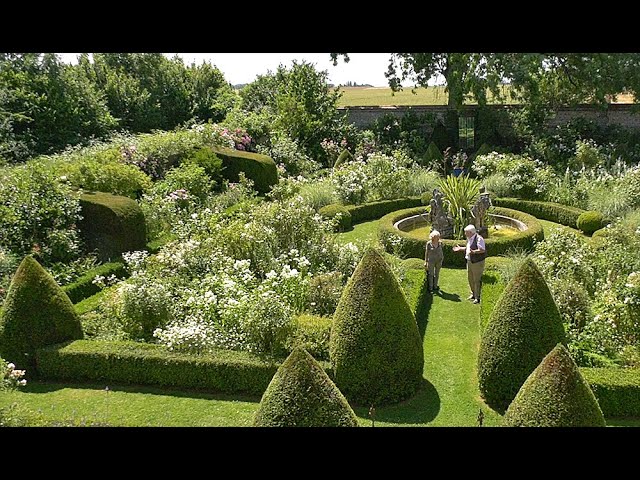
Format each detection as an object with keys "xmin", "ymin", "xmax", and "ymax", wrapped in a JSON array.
[
  {"xmin": 471, "ymin": 187, "xmax": 492, "ymax": 237},
  {"xmin": 429, "ymin": 188, "xmax": 454, "ymax": 239}
]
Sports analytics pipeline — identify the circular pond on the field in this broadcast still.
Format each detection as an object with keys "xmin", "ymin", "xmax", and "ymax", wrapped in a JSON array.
[{"xmin": 393, "ymin": 212, "xmax": 528, "ymax": 241}]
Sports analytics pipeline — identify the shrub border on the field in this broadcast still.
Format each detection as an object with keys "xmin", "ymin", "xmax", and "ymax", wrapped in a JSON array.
[
  {"xmin": 36, "ymin": 339, "xmax": 332, "ymax": 397},
  {"xmin": 378, "ymin": 206, "xmax": 544, "ymax": 267},
  {"xmin": 62, "ymin": 262, "xmax": 127, "ymax": 304}
]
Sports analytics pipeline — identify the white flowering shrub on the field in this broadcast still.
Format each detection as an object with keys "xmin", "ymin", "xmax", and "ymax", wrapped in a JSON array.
[{"xmin": 1, "ymin": 359, "xmax": 26, "ymax": 391}]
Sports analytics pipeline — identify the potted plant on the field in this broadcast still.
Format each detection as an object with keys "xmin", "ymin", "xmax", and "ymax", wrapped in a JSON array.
[{"xmin": 452, "ymin": 151, "xmax": 468, "ymax": 177}]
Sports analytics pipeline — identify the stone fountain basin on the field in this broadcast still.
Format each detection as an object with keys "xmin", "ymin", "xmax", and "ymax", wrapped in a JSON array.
[{"xmin": 394, "ymin": 213, "xmax": 528, "ymax": 234}]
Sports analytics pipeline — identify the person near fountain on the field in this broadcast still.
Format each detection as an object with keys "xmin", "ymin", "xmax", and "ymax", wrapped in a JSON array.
[
  {"xmin": 452, "ymin": 225, "xmax": 486, "ymax": 304},
  {"xmin": 424, "ymin": 230, "xmax": 444, "ymax": 293}
]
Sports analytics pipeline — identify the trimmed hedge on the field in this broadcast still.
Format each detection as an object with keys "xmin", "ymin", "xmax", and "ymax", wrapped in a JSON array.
[
  {"xmin": 581, "ymin": 367, "xmax": 640, "ymax": 418},
  {"xmin": 254, "ymin": 347, "xmax": 358, "ymax": 427},
  {"xmin": 492, "ymin": 198, "xmax": 585, "ymax": 229},
  {"xmin": 577, "ymin": 210, "xmax": 605, "ymax": 235},
  {"xmin": 211, "ymin": 146, "xmax": 277, "ymax": 194},
  {"xmin": 379, "ymin": 206, "xmax": 544, "ymax": 267},
  {"xmin": 289, "ymin": 314, "xmax": 332, "ymax": 361},
  {"xmin": 478, "ymin": 259, "xmax": 566, "ymax": 413},
  {"xmin": 78, "ymin": 192, "xmax": 147, "ymax": 262},
  {"xmin": 330, "ymin": 249, "xmax": 424, "ymax": 405},
  {"xmin": 504, "ymin": 344, "xmax": 606, "ymax": 427},
  {"xmin": 347, "ymin": 197, "xmax": 422, "ymax": 224},
  {"xmin": 0, "ymin": 256, "xmax": 83, "ymax": 371},
  {"xmin": 319, "ymin": 204, "xmax": 352, "ymax": 232},
  {"xmin": 62, "ymin": 262, "xmax": 127, "ymax": 304},
  {"xmin": 35, "ymin": 340, "xmax": 331, "ymax": 397}
]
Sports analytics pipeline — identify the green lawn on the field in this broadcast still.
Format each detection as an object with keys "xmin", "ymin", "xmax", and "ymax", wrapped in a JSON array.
[{"xmin": 335, "ymin": 218, "xmax": 381, "ymax": 245}]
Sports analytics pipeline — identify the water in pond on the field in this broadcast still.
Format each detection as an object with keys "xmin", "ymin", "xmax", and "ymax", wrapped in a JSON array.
[{"xmin": 404, "ymin": 222, "xmax": 520, "ymax": 240}]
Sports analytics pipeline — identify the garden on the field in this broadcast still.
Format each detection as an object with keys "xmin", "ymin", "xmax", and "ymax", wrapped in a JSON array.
[{"xmin": 1, "ymin": 53, "xmax": 640, "ymax": 427}]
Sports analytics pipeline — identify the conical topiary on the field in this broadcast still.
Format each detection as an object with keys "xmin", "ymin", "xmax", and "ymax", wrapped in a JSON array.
[
  {"xmin": 421, "ymin": 141, "xmax": 443, "ymax": 167},
  {"xmin": 504, "ymin": 344, "xmax": 606, "ymax": 427},
  {"xmin": 254, "ymin": 347, "xmax": 359, "ymax": 427},
  {"xmin": 0, "ymin": 256, "xmax": 83, "ymax": 370},
  {"xmin": 334, "ymin": 149, "xmax": 353, "ymax": 168},
  {"xmin": 330, "ymin": 249, "xmax": 424, "ymax": 405},
  {"xmin": 478, "ymin": 258, "xmax": 566, "ymax": 413}
]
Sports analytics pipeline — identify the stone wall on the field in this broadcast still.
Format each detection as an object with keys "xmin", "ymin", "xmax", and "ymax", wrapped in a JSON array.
[{"xmin": 339, "ymin": 104, "xmax": 640, "ymax": 130}]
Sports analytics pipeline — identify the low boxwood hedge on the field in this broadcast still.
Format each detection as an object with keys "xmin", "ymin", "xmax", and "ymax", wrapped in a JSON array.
[
  {"xmin": 62, "ymin": 262, "xmax": 127, "ymax": 304},
  {"xmin": 492, "ymin": 198, "xmax": 585, "ymax": 229},
  {"xmin": 580, "ymin": 367, "xmax": 640, "ymax": 418},
  {"xmin": 347, "ymin": 197, "xmax": 422, "ymax": 224},
  {"xmin": 319, "ymin": 204, "xmax": 352, "ymax": 231},
  {"xmin": 36, "ymin": 339, "xmax": 331, "ymax": 397},
  {"xmin": 378, "ymin": 206, "xmax": 544, "ymax": 267}
]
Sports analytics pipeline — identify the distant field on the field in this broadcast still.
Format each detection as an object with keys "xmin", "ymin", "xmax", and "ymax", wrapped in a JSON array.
[{"xmin": 335, "ymin": 86, "xmax": 636, "ymax": 107}]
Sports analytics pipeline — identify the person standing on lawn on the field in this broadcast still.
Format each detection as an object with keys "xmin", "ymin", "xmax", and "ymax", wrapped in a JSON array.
[
  {"xmin": 452, "ymin": 224, "xmax": 486, "ymax": 304},
  {"xmin": 424, "ymin": 230, "xmax": 444, "ymax": 293}
]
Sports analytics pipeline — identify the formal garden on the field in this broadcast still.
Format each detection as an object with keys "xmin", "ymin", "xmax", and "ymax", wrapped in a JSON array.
[{"xmin": 1, "ymin": 53, "xmax": 640, "ymax": 427}]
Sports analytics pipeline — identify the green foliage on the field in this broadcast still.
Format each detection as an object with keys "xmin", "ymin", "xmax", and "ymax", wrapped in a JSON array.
[
  {"xmin": 370, "ymin": 111, "xmax": 437, "ymax": 159},
  {"xmin": 334, "ymin": 149, "xmax": 353, "ymax": 168},
  {"xmin": 183, "ymin": 147, "xmax": 223, "ymax": 187},
  {"xmin": 577, "ymin": 210, "xmax": 605, "ymax": 234},
  {"xmin": 307, "ymin": 272, "xmax": 345, "ymax": 317},
  {"xmin": 422, "ymin": 141, "xmax": 443, "ymax": 167},
  {"xmin": 581, "ymin": 367, "xmax": 640, "ymax": 418},
  {"xmin": 478, "ymin": 259, "xmax": 566, "ymax": 412},
  {"xmin": 289, "ymin": 314, "xmax": 332, "ymax": 361},
  {"xmin": 319, "ymin": 204, "xmax": 352, "ymax": 232},
  {"xmin": 61, "ymin": 261, "xmax": 127, "ymax": 304},
  {"xmin": 492, "ymin": 197, "xmax": 585, "ymax": 228},
  {"xmin": 212, "ymin": 146, "xmax": 277, "ymax": 194},
  {"xmin": 330, "ymin": 249, "xmax": 424, "ymax": 405},
  {"xmin": 504, "ymin": 344, "xmax": 605, "ymax": 427},
  {"xmin": 256, "ymin": 131, "xmax": 320, "ymax": 177},
  {"xmin": 348, "ymin": 197, "xmax": 423, "ymax": 224},
  {"xmin": 157, "ymin": 163, "xmax": 214, "ymax": 202},
  {"xmin": 0, "ymin": 162, "xmax": 82, "ymax": 264},
  {"xmin": 78, "ymin": 192, "xmax": 147, "ymax": 262},
  {"xmin": 297, "ymin": 179, "xmax": 337, "ymax": 211},
  {"xmin": 61, "ymin": 159, "xmax": 153, "ymax": 198},
  {"xmin": 378, "ymin": 206, "xmax": 543, "ymax": 267},
  {"xmin": 438, "ymin": 175, "xmax": 481, "ymax": 239},
  {"xmin": 254, "ymin": 347, "xmax": 357, "ymax": 427},
  {"xmin": 421, "ymin": 191, "xmax": 433, "ymax": 205},
  {"xmin": 0, "ymin": 256, "xmax": 83, "ymax": 370},
  {"xmin": 35, "ymin": 339, "xmax": 289, "ymax": 396}
]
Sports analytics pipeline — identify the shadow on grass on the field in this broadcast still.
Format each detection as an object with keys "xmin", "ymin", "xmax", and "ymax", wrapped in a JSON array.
[
  {"xmin": 436, "ymin": 289, "xmax": 461, "ymax": 302},
  {"xmin": 23, "ymin": 381, "xmax": 261, "ymax": 404},
  {"xmin": 353, "ymin": 378, "xmax": 440, "ymax": 425}
]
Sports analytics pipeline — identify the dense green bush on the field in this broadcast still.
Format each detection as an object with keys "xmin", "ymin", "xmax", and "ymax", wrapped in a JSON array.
[
  {"xmin": 182, "ymin": 147, "xmax": 223, "ymax": 187},
  {"xmin": 577, "ymin": 210, "xmax": 605, "ymax": 235},
  {"xmin": 212, "ymin": 146, "xmax": 277, "ymax": 194},
  {"xmin": 378, "ymin": 206, "xmax": 544, "ymax": 267},
  {"xmin": 319, "ymin": 204, "xmax": 352, "ymax": 232},
  {"xmin": 492, "ymin": 197, "xmax": 585, "ymax": 228},
  {"xmin": 156, "ymin": 163, "xmax": 214, "ymax": 202},
  {"xmin": 254, "ymin": 347, "xmax": 358, "ymax": 427},
  {"xmin": 61, "ymin": 159, "xmax": 152, "ymax": 198},
  {"xmin": 348, "ymin": 197, "xmax": 422, "ymax": 224},
  {"xmin": 334, "ymin": 149, "xmax": 353, "ymax": 168},
  {"xmin": 330, "ymin": 249, "xmax": 424, "ymax": 405},
  {"xmin": 0, "ymin": 163, "xmax": 82, "ymax": 264},
  {"xmin": 581, "ymin": 367, "xmax": 640, "ymax": 417},
  {"xmin": 62, "ymin": 261, "xmax": 127, "ymax": 304},
  {"xmin": 422, "ymin": 141, "xmax": 443, "ymax": 167},
  {"xmin": 478, "ymin": 259, "xmax": 566, "ymax": 412},
  {"xmin": 78, "ymin": 192, "xmax": 147, "ymax": 262},
  {"xmin": 504, "ymin": 344, "xmax": 606, "ymax": 427},
  {"xmin": 0, "ymin": 256, "xmax": 83, "ymax": 370},
  {"xmin": 36, "ymin": 339, "xmax": 294, "ymax": 396},
  {"xmin": 288, "ymin": 314, "xmax": 332, "ymax": 361}
]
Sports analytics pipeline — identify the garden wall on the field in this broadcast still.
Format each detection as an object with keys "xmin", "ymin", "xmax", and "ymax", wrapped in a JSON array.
[{"xmin": 340, "ymin": 104, "xmax": 640, "ymax": 130}]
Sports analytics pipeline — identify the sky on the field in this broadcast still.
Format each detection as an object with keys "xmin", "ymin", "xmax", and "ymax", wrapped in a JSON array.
[{"xmin": 56, "ymin": 53, "xmax": 405, "ymax": 87}]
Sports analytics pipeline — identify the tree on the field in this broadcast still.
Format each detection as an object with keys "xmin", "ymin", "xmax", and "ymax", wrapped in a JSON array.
[{"xmin": 330, "ymin": 53, "xmax": 640, "ymax": 110}]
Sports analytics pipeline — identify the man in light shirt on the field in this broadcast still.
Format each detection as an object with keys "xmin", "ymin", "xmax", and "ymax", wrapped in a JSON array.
[{"xmin": 452, "ymin": 224, "xmax": 486, "ymax": 304}]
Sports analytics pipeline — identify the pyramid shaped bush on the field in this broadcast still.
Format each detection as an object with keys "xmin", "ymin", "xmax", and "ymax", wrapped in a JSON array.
[
  {"xmin": 0, "ymin": 256, "xmax": 83, "ymax": 370},
  {"xmin": 478, "ymin": 258, "xmax": 566, "ymax": 413},
  {"xmin": 330, "ymin": 249, "xmax": 424, "ymax": 405},
  {"xmin": 254, "ymin": 347, "xmax": 359, "ymax": 427},
  {"xmin": 504, "ymin": 344, "xmax": 606, "ymax": 427}
]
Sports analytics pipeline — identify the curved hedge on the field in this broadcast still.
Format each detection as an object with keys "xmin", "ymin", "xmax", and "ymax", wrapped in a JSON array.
[
  {"xmin": 319, "ymin": 204, "xmax": 352, "ymax": 231},
  {"xmin": 577, "ymin": 211, "xmax": 605, "ymax": 235},
  {"xmin": 62, "ymin": 261, "xmax": 127, "ymax": 304},
  {"xmin": 78, "ymin": 192, "xmax": 147, "ymax": 262},
  {"xmin": 478, "ymin": 259, "xmax": 566, "ymax": 413},
  {"xmin": 379, "ymin": 206, "xmax": 544, "ymax": 267},
  {"xmin": 492, "ymin": 198, "xmax": 585, "ymax": 228},
  {"xmin": 504, "ymin": 344, "xmax": 606, "ymax": 427},
  {"xmin": 254, "ymin": 347, "xmax": 358, "ymax": 427},
  {"xmin": 211, "ymin": 146, "xmax": 277, "ymax": 194},
  {"xmin": 330, "ymin": 249, "xmax": 424, "ymax": 405},
  {"xmin": 0, "ymin": 256, "xmax": 83, "ymax": 370},
  {"xmin": 581, "ymin": 367, "xmax": 640, "ymax": 418}
]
